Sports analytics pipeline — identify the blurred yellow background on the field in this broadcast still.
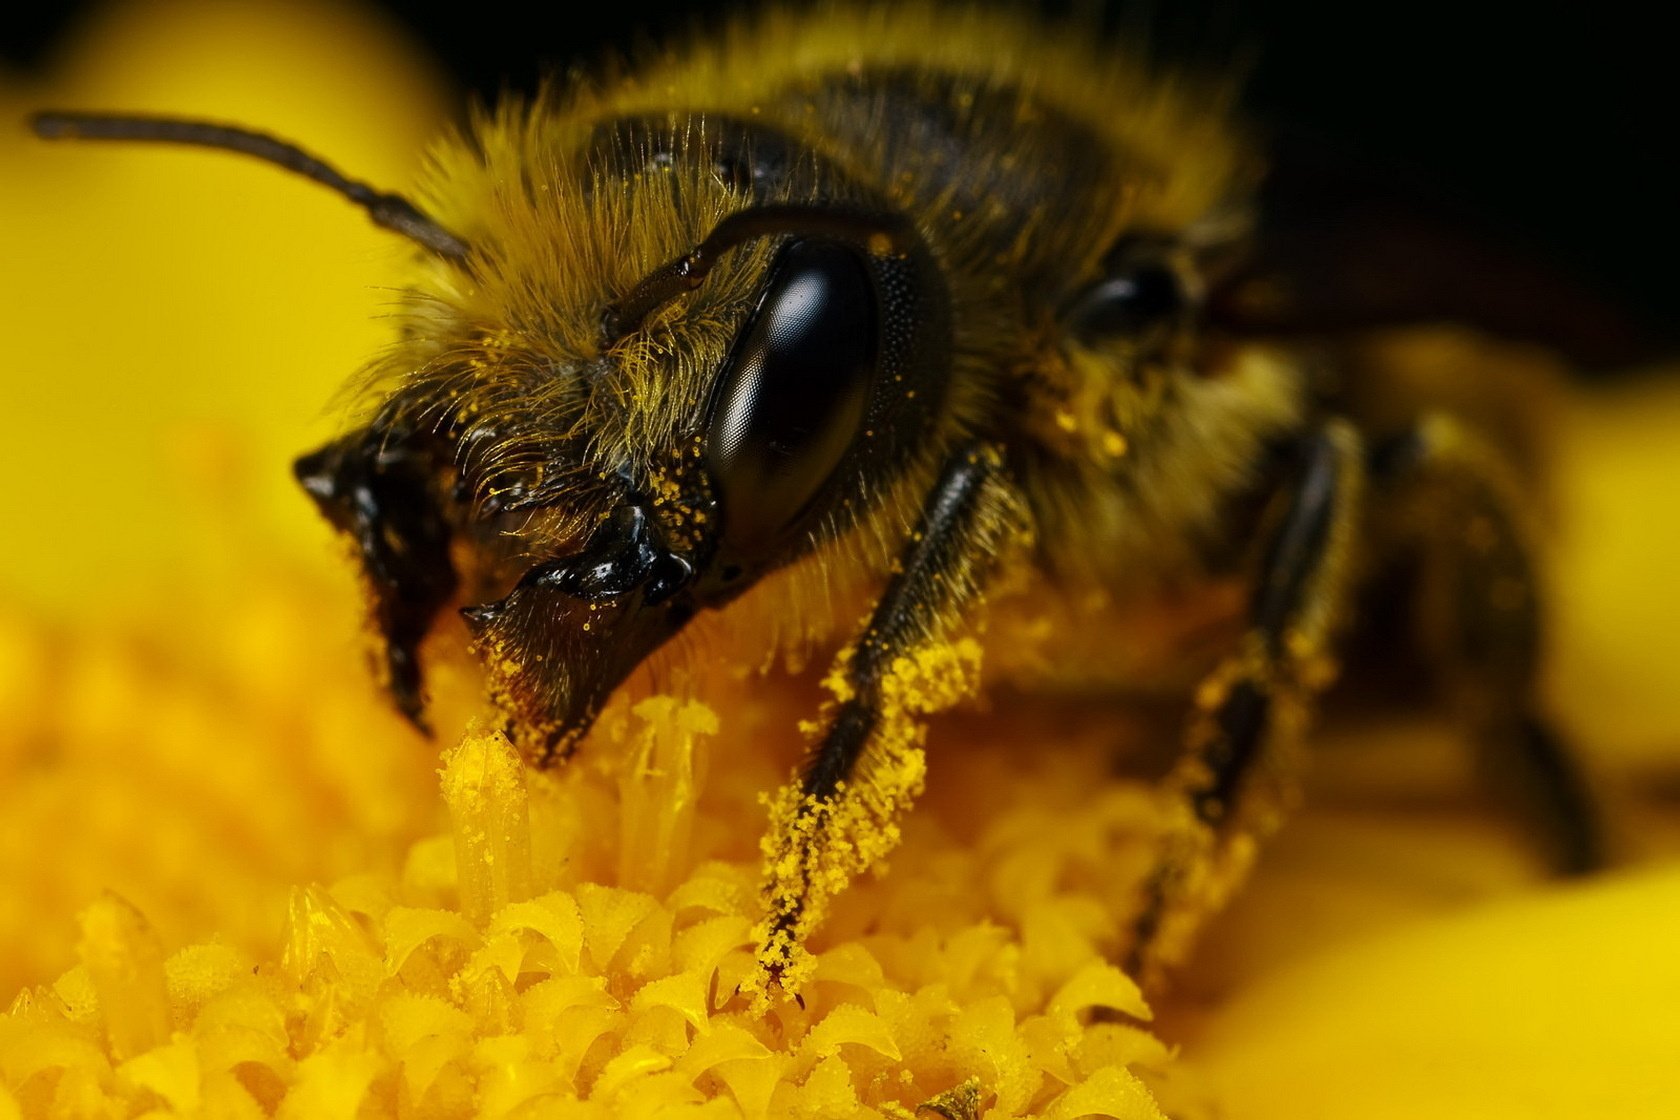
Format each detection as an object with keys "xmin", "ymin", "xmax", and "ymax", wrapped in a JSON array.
[
  {"xmin": 0, "ymin": 0, "xmax": 449, "ymax": 609},
  {"xmin": 0, "ymin": 0, "xmax": 457, "ymax": 995}
]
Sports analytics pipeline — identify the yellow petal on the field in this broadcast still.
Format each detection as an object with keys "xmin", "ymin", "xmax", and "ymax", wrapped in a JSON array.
[
  {"xmin": 1041, "ymin": 1066, "xmax": 1165, "ymax": 1120},
  {"xmin": 116, "ymin": 1036, "xmax": 201, "ymax": 1113},
  {"xmin": 800, "ymin": 1003, "xmax": 903, "ymax": 1064},
  {"xmin": 1185, "ymin": 864, "xmax": 1680, "ymax": 1117}
]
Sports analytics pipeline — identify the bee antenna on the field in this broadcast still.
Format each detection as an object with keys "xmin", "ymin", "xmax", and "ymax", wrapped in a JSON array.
[{"xmin": 31, "ymin": 111, "xmax": 471, "ymax": 264}]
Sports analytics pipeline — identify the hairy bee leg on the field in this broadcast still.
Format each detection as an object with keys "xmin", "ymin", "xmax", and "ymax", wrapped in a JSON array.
[
  {"xmin": 1127, "ymin": 422, "xmax": 1364, "ymax": 985},
  {"xmin": 1369, "ymin": 415, "xmax": 1602, "ymax": 873},
  {"xmin": 754, "ymin": 443, "xmax": 1029, "ymax": 994}
]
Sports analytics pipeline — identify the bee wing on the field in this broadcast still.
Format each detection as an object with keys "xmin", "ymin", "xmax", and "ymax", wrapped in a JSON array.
[{"xmin": 1208, "ymin": 128, "xmax": 1672, "ymax": 370}]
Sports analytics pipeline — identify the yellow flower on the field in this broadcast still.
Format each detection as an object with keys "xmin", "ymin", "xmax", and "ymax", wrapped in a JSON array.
[{"xmin": 3, "ymin": 2, "xmax": 1678, "ymax": 1117}]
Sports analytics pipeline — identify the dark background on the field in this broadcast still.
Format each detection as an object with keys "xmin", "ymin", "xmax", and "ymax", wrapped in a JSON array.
[{"xmin": 7, "ymin": 0, "xmax": 1674, "ymax": 355}]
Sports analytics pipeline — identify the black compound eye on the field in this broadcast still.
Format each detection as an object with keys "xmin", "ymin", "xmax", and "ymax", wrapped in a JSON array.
[
  {"xmin": 705, "ymin": 238, "xmax": 878, "ymax": 554},
  {"xmin": 1063, "ymin": 257, "xmax": 1187, "ymax": 347}
]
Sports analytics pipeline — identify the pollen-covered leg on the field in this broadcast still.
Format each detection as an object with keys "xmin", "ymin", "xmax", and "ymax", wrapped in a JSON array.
[
  {"xmin": 752, "ymin": 444, "xmax": 1030, "ymax": 998},
  {"xmin": 1127, "ymin": 423, "xmax": 1364, "ymax": 986},
  {"xmin": 1370, "ymin": 415, "xmax": 1602, "ymax": 873}
]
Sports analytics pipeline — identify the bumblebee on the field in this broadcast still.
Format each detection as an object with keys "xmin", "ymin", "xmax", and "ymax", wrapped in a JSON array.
[{"xmin": 35, "ymin": 4, "xmax": 1606, "ymax": 994}]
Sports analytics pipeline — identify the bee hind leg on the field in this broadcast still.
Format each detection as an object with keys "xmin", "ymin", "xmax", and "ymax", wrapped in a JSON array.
[
  {"xmin": 1127, "ymin": 422, "xmax": 1365, "ymax": 988},
  {"xmin": 753, "ymin": 442, "xmax": 1029, "ymax": 997},
  {"xmin": 1367, "ymin": 414, "xmax": 1602, "ymax": 875}
]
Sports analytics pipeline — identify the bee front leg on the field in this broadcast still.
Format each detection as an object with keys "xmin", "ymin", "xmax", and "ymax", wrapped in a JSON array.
[
  {"xmin": 1128, "ymin": 422, "xmax": 1364, "ymax": 987},
  {"xmin": 295, "ymin": 429, "xmax": 458, "ymax": 732},
  {"xmin": 753, "ymin": 443, "xmax": 1029, "ymax": 997},
  {"xmin": 1369, "ymin": 414, "xmax": 1602, "ymax": 874}
]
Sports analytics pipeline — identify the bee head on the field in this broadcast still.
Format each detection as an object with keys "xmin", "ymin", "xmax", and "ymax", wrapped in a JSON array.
[
  {"xmin": 31, "ymin": 108, "xmax": 955, "ymax": 755},
  {"xmin": 362, "ymin": 136, "xmax": 954, "ymax": 758}
]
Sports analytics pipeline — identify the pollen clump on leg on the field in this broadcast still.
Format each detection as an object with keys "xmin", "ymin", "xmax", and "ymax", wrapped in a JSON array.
[{"xmin": 752, "ymin": 637, "xmax": 986, "ymax": 1000}]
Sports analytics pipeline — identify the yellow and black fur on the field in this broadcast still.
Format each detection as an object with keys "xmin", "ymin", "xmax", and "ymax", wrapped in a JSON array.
[{"xmin": 35, "ymin": 4, "xmax": 1603, "ymax": 997}]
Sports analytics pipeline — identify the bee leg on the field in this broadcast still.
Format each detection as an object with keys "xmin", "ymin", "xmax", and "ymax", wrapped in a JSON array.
[
  {"xmin": 753, "ymin": 443, "xmax": 1029, "ymax": 996},
  {"xmin": 1368, "ymin": 415, "xmax": 1602, "ymax": 874},
  {"xmin": 1127, "ymin": 422, "xmax": 1364, "ymax": 986},
  {"xmin": 295, "ymin": 429, "xmax": 457, "ymax": 732}
]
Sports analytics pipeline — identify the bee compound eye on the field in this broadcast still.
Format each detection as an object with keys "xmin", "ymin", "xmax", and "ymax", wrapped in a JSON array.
[{"xmin": 704, "ymin": 238, "xmax": 878, "ymax": 554}]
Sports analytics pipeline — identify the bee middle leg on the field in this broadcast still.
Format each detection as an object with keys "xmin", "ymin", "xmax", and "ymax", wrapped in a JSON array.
[
  {"xmin": 753, "ymin": 442, "xmax": 1029, "ymax": 994},
  {"xmin": 1126, "ymin": 421, "xmax": 1364, "ymax": 986},
  {"xmin": 1367, "ymin": 414, "xmax": 1601, "ymax": 874}
]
